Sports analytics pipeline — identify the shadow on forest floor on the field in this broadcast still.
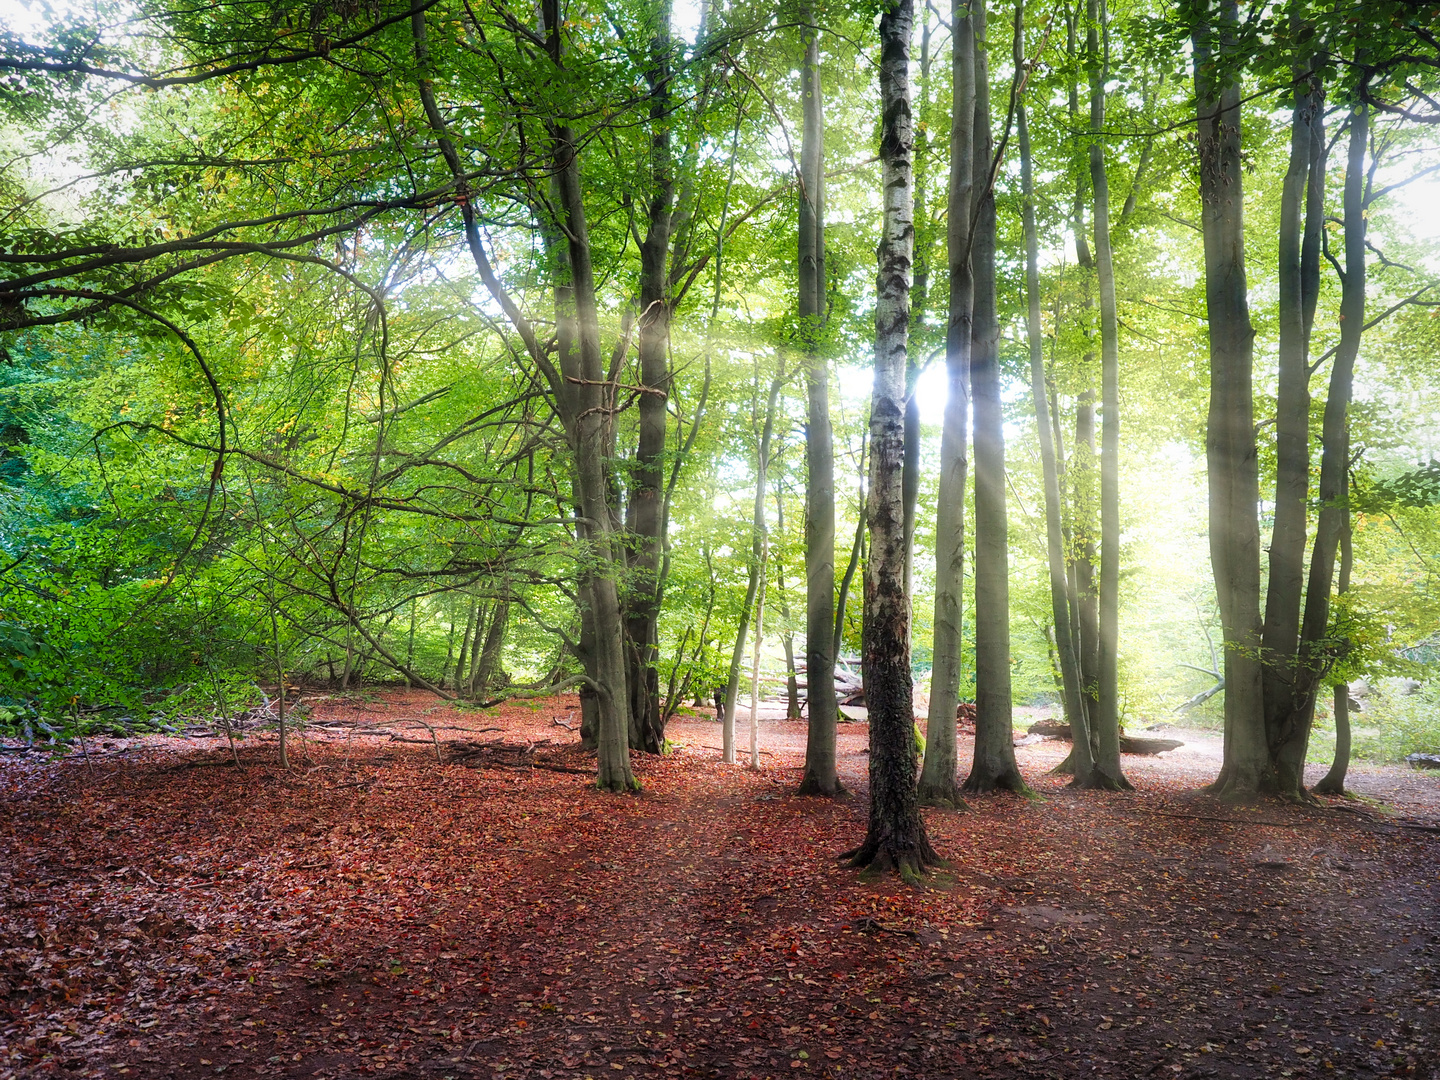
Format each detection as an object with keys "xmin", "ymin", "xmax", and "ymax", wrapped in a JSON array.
[{"xmin": 2, "ymin": 690, "xmax": 1437, "ymax": 1079}]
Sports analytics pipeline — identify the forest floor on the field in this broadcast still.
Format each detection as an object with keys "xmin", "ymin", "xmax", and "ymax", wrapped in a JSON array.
[{"xmin": 2, "ymin": 690, "xmax": 1438, "ymax": 1080}]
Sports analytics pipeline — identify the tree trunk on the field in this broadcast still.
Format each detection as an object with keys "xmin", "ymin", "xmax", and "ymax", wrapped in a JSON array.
[
  {"xmin": 1276, "ymin": 103, "xmax": 1368, "ymax": 798},
  {"xmin": 903, "ymin": 6, "xmax": 935, "ymax": 611},
  {"xmin": 916, "ymin": 0, "xmax": 975, "ymax": 809},
  {"xmin": 474, "ymin": 595, "xmax": 510, "ymax": 697},
  {"xmin": 543, "ymin": 1, "xmax": 634, "ymax": 791},
  {"xmin": 1052, "ymin": 382, "xmax": 1086, "ymax": 737},
  {"xmin": 845, "ymin": 0, "xmax": 938, "ymax": 878},
  {"xmin": 440, "ymin": 615, "xmax": 456, "ymax": 690},
  {"xmin": 1020, "ymin": 96, "xmax": 1094, "ymax": 787},
  {"xmin": 833, "ymin": 467, "xmax": 865, "ymax": 662},
  {"xmin": 1074, "ymin": 391, "xmax": 1100, "ymax": 742},
  {"xmin": 1087, "ymin": 0, "xmax": 1130, "ymax": 791},
  {"xmin": 774, "ymin": 484, "xmax": 802, "ymax": 720},
  {"xmin": 1261, "ymin": 44, "xmax": 1325, "ymax": 766},
  {"xmin": 797, "ymin": 3, "xmax": 845, "ymax": 796},
  {"xmin": 964, "ymin": 0, "xmax": 1026, "ymax": 795},
  {"xmin": 465, "ymin": 602, "xmax": 488, "ymax": 697},
  {"xmin": 341, "ymin": 626, "xmax": 355, "ymax": 690},
  {"xmin": 412, "ymin": 1, "xmax": 631, "ymax": 786},
  {"xmin": 1312, "ymin": 510, "xmax": 1353, "ymax": 796},
  {"xmin": 749, "ymin": 553, "xmax": 767, "ymax": 770},
  {"xmin": 270, "ymin": 600, "xmax": 288, "ymax": 771},
  {"xmin": 453, "ymin": 601, "xmax": 475, "ymax": 691},
  {"xmin": 723, "ymin": 360, "xmax": 784, "ymax": 764},
  {"xmin": 624, "ymin": 0, "xmax": 676, "ymax": 757},
  {"xmin": 1193, "ymin": 0, "xmax": 1267, "ymax": 797},
  {"xmin": 1066, "ymin": 3, "xmax": 1092, "ymax": 270},
  {"xmin": 404, "ymin": 598, "xmax": 418, "ymax": 685}
]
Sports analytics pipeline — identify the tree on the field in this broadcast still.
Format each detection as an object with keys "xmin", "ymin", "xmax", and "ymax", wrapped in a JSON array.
[
  {"xmin": 1017, "ymin": 32, "xmax": 1093, "ymax": 785},
  {"xmin": 1085, "ymin": 0, "xmax": 1130, "ymax": 790},
  {"xmin": 721, "ymin": 357, "xmax": 784, "ymax": 763},
  {"xmin": 916, "ymin": 0, "xmax": 976, "ymax": 809},
  {"xmin": 844, "ymin": 0, "xmax": 939, "ymax": 877},
  {"xmin": 797, "ymin": 1, "xmax": 846, "ymax": 796},
  {"xmin": 964, "ymin": 0, "xmax": 1027, "ymax": 795},
  {"xmin": 1192, "ymin": 0, "xmax": 1268, "ymax": 798}
]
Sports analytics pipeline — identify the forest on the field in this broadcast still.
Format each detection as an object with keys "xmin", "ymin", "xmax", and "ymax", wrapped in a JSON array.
[{"xmin": 1, "ymin": 0, "xmax": 1439, "ymax": 1076}]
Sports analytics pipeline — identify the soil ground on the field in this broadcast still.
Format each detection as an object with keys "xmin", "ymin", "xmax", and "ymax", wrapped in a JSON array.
[{"xmin": 2, "ymin": 690, "xmax": 1437, "ymax": 1079}]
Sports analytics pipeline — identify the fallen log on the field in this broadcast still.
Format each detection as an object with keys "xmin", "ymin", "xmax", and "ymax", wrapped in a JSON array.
[
  {"xmin": 1022, "ymin": 719, "xmax": 1183, "ymax": 756},
  {"xmin": 1028, "ymin": 718, "xmax": 1071, "ymax": 739},
  {"xmin": 1120, "ymin": 736, "xmax": 1184, "ymax": 756}
]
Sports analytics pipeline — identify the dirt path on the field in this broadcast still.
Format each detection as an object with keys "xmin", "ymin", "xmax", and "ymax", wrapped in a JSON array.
[{"xmin": 2, "ymin": 692, "xmax": 1437, "ymax": 1079}]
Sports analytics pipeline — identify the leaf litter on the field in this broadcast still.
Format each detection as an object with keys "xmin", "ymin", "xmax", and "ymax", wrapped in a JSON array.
[{"xmin": 2, "ymin": 690, "xmax": 1437, "ymax": 1079}]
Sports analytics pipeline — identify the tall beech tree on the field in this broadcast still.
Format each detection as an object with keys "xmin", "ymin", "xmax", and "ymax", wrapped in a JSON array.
[
  {"xmin": 797, "ymin": 2, "xmax": 845, "ymax": 797},
  {"xmin": 623, "ymin": 0, "xmax": 679, "ymax": 755},
  {"xmin": 722, "ymin": 359, "xmax": 785, "ymax": 764},
  {"xmin": 1277, "ymin": 101, "xmax": 1368, "ymax": 793},
  {"xmin": 965, "ymin": 0, "xmax": 1027, "ymax": 795},
  {"xmin": 917, "ymin": 0, "xmax": 975, "ymax": 809},
  {"xmin": 1258, "ymin": 29, "xmax": 1326, "ymax": 776},
  {"xmin": 1018, "ymin": 78, "xmax": 1093, "ymax": 783},
  {"xmin": 1085, "ymin": 0, "xmax": 1130, "ymax": 790},
  {"xmin": 845, "ymin": 0, "xmax": 938, "ymax": 876},
  {"xmin": 1192, "ymin": 0, "xmax": 1268, "ymax": 798}
]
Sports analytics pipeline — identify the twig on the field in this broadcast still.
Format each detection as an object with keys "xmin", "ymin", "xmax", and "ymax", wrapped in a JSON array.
[{"xmin": 849, "ymin": 916, "xmax": 918, "ymax": 938}]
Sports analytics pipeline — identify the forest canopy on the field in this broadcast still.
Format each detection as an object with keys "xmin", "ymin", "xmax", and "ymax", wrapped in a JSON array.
[{"xmin": 1, "ymin": 0, "xmax": 1438, "ymax": 812}]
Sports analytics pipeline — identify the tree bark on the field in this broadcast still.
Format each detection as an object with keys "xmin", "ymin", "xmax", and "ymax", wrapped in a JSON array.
[
  {"xmin": 797, "ymin": 3, "xmax": 845, "ymax": 796},
  {"xmin": 1020, "ymin": 97, "xmax": 1094, "ymax": 788},
  {"xmin": 723, "ymin": 361, "xmax": 784, "ymax": 764},
  {"xmin": 453, "ymin": 600, "xmax": 476, "ymax": 691},
  {"xmin": 473, "ymin": 594, "xmax": 510, "ymax": 697},
  {"xmin": 1261, "ymin": 43, "xmax": 1324, "ymax": 767},
  {"xmin": 465, "ymin": 602, "xmax": 487, "ymax": 697},
  {"xmin": 903, "ymin": 6, "xmax": 936, "ymax": 611},
  {"xmin": 964, "ymin": 0, "xmax": 1026, "ymax": 795},
  {"xmin": 412, "ymin": 0, "xmax": 632, "ymax": 786},
  {"xmin": 1087, "ymin": 0, "xmax": 1130, "ymax": 791},
  {"xmin": 1194, "ymin": 0, "xmax": 1267, "ymax": 798},
  {"xmin": 833, "ymin": 454, "xmax": 865, "ymax": 663},
  {"xmin": 916, "ymin": 0, "xmax": 975, "ymax": 809},
  {"xmin": 774, "ymin": 483, "xmax": 803, "ymax": 720},
  {"xmin": 624, "ymin": 0, "xmax": 676, "ymax": 757},
  {"xmin": 845, "ymin": 0, "xmax": 938, "ymax": 878},
  {"xmin": 540, "ymin": 0, "xmax": 635, "ymax": 792},
  {"xmin": 1313, "ymin": 509, "xmax": 1353, "ymax": 795},
  {"xmin": 749, "ymin": 550, "xmax": 767, "ymax": 770},
  {"xmin": 1276, "ymin": 103, "xmax": 1368, "ymax": 797}
]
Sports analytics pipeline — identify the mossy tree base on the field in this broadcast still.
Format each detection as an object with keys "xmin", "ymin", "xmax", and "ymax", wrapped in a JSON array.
[
  {"xmin": 915, "ymin": 778, "xmax": 970, "ymax": 811},
  {"xmin": 962, "ymin": 754, "xmax": 1032, "ymax": 796},
  {"xmin": 841, "ymin": 829, "xmax": 942, "ymax": 885},
  {"xmin": 796, "ymin": 773, "xmax": 850, "ymax": 798},
  {"xmin": 1071, "ymin": 768, "xmax": 1133, "ymax": 792}
]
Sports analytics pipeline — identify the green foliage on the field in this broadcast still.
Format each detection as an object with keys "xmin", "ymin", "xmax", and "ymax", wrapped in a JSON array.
[{"xmin": 1350, "ymin": 678, "xmax": 1440, "ymax": 763}]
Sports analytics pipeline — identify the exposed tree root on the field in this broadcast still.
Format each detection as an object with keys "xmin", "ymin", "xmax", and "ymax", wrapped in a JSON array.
[
  {"xmin": 596, "ymin": 776, "xmax": 642, "ymax": 794},
  {"xmin": 1070, "ymin": 768, "xmax": 1133, "ymax": 792},
  {"xmin": 839, "ymin": 833, "xmax": 942, "ymax": 885},
  {"xmin": 961, "ymin": 765, "xmax": 1032, "ymax": 797},
  {"xmin": 795, "ymin": 773, "xmax": 850, "ymax": 799}
]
